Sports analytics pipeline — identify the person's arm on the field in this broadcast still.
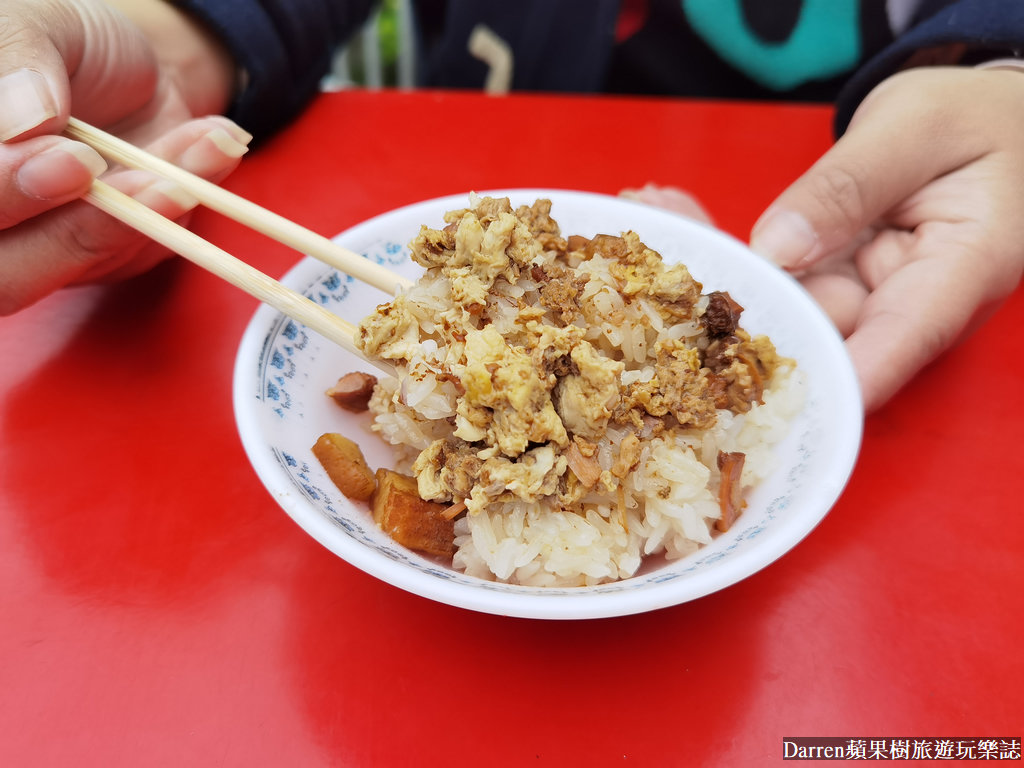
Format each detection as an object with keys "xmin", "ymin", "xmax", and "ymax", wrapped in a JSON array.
[
  {"xmin": 172, "ymin": 0, "xmax": 377, "ymax": 142},
  {"xmin": 833, "ymin": 0, "xmax": 1024, "ymax": 134}
]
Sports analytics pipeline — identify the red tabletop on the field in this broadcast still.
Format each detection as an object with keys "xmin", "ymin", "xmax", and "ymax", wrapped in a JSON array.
[{"xmin": 1, "ymin": 90, "xmax": 1020, "ymax": 767}]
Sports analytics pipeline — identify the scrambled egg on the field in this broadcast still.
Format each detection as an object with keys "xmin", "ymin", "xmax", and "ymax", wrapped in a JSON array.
[{"xmin": 358, "ymin": 196, "xmax": 783, "ymax": 516}]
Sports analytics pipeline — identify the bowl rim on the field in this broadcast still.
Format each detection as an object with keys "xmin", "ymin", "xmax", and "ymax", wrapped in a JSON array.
[{"xmin": 232, "ymin": 188, "xmax": 863, "ymax": 619}]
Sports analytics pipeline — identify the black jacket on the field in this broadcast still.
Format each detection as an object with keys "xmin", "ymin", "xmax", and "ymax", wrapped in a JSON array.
[{"xmin": 178, "ymin": 0, "xmax": 1023, "ymax": 142}]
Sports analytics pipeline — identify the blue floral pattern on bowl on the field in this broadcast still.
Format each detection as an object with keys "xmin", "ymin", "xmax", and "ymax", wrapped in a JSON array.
[{"xmin": 233, "ymin": 190, "xmax": 862, "ymax": 618}]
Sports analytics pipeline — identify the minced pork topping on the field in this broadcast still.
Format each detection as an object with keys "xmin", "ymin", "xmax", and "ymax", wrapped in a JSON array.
[{"xmin": 356, "ymin": 196, "xmax": 784, "ymax": 517}]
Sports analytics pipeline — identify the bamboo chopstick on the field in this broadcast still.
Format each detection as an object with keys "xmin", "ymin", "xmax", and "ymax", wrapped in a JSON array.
[
  {"xmin": 64, "ymin": 117, "xmax": 412, "ymax": 295},
  {"xmin": 84, "ymin": 179, "xmax": 393, "ymax": 375}
]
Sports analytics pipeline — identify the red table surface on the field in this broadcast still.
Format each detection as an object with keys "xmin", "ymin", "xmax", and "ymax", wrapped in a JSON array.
[{"xmin": 1, "ymin": 90, "xmax": 1020, "ymax": 767}]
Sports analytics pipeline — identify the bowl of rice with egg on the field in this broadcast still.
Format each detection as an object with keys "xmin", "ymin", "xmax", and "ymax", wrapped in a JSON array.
[{"xmin": 234, "ymin": 189, "xmax": 862, "ymax": 619}]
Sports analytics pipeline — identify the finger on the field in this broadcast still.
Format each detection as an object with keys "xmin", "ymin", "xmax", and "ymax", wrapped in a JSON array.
[
  {"xmin": 796, "ymin": 271, "xmax": 867, "ymax": 338},
  {"xmin": 853, "ymin": 228, "xmax": 919, "ymax": 291},
  {"xmin": 0, "ymin": 114, "xmax": 245, "ymax": 235},
  {"xmin": 619, "ymin": 183, "xmax": 715, "ymax": 225},
  {"xmin": 56, "ymin": 5, "xmax": 158, "ymax": 129},
  {"xmin": 749, "ymin": 68, "xmax": 993, "ymax": 270},
  {"xmin": 0, "ymin": 118, "xmax": 249, "ymax": 314},
  {"xmin": 0, "ymin": 38, "xmax": 70, "ymax": 142},
  {"xmin": 844, "ymin": 251, "xmax": 983, "ymax": 411},
  {"xmin": 0, "ymin": 1, "xmax": 163, "ymax": 141},
  {"xmin": 71, "ymin": 178, "xmax": 202, "ymax": 284},
  {"xmin": 0, "ymin": 170, "xmax": 198, "ymax": 314},
  {"xmin": 0, "ymin": 136, "xmax": 107, "ymax": 228},
  {"xmin": 140, "ymin": 116, "xmax": 252, "ymax": 180}
]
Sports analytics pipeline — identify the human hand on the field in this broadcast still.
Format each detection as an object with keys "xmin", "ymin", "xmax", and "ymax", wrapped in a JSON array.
[
  {"xmin": 619, "ymin": 183, "xmax": 715, "ymax": 225},
  {"xmin": 0, "ymin": 0, "xmax": 251, "ymax": 314},
  {"xmin": 750, "ymin": 66, "xmax": 1024, "ymax": 412}
]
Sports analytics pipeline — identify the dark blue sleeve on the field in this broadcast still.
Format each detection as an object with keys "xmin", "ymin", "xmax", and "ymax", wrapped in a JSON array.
[
  {"xmin": 834, "ymin": 0, "xmax": 1024, "ymax": 134},
  {"xmin": 174, "ymin": 0, "xmax": 376, "ymax": 142}
]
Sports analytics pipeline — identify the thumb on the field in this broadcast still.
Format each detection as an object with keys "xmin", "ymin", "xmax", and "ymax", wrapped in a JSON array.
[
  {"xmin": 749, "ymin": 69, "xmax": 982, "ymax": 270},
  {"xmin": 0, "ymin": 1, "xmax": 159, "ymax": 142},
  {"xmin": 0, "ymin": 18, "xmax": 72, "ymax": 142}
]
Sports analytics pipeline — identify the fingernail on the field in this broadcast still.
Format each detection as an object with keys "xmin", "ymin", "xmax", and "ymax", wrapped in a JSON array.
[
  {"xmin": 17, "ymin": 141, "xmax": 108, "ymax": 199},
  {"xmin": 134, "ymin": 179, "xmax": 199, "ymax": 211},
  {"xmin": 177, "ymin": 126, "xmax": 251, "ymax": 172},
  {"xmin": 209, "ymin": 118, "xmax": 254, "ymax": 147},
  {"xmin": 204, "ymin": 126, "xmax": 250, "ymax": 158},
  {"xmin": 0, "ymin": 69, "xmax": 58, "ymax": 142},
  {"xmin": 750, "ymin": 209, "xmax": 819, "ymax": 268}
]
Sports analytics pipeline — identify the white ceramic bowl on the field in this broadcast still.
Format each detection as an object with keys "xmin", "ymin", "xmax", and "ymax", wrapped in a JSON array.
[{"xmin": 233, "ymin": 189, "xmax": 862, "ymax": 619}]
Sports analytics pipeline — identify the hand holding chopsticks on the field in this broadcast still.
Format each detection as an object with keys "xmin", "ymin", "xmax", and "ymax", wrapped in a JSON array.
[
  {"xmin": 66, "ymin": 119, "xmax": 407, "ymax": 372},
  {"xmin": 84, "ymin": 178, "xmax": 373, "ymax": 358}
]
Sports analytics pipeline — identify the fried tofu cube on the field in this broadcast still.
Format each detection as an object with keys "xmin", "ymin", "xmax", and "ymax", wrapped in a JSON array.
[
  {"xmin": 371, "ymin": 469, "xmax": 455, "ymax": 558},
  {"xmin": 312, "ymin": 433, "xmax": 376, "ymax": 501}
]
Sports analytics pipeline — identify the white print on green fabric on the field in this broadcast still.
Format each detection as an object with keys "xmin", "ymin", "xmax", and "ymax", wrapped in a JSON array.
[{"xmin": 682, "ymin": 0, "xmax": 861, "ymax": 90}]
